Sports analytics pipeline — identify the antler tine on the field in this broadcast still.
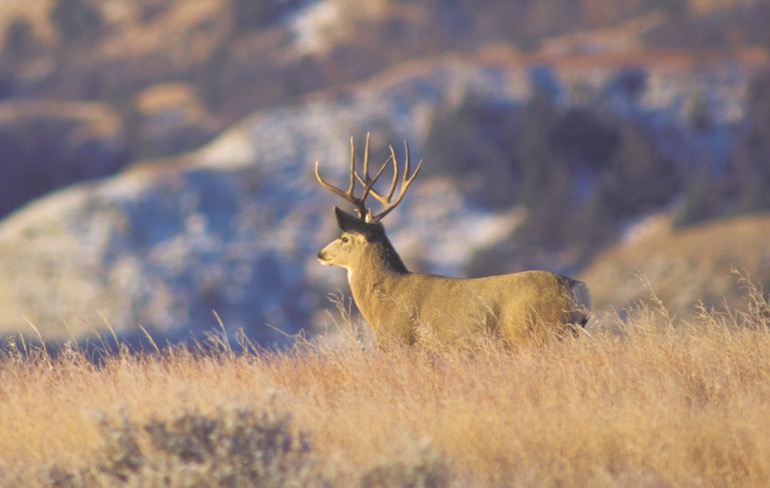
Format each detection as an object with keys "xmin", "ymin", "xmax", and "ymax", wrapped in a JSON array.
[
  {"xmin": 314, "ymin": 136, "xmax": 368, "ymax": 218},
  {"xmin": 355, "ymin": 133, "xmax": 379, "ymax": 208},
  {"xmin": 314, "ymin": 161, "xmax": 359, "ymax": 211},
  {"xmin": 368, "ymin": 139, "xmax": 423, "ymax": 223},
  {"xmin": 353, "ymin": 133, "xmax": 396, "ymax": 219},
  {"xmin": 355, "ymin": 155, "xmax": 395, "ymax": 201},
  {"xmin": 360, "ymin": 132, "xmax": 370, "ymax": 190},
  {"xmin": 383, "ymin": 146, "xmax": 399, "ymax": 202},
  {"xmin": 347, "ymin": 136, "xmax": 356, "ymax": 195},
  {"xmin": 357, "ymin": 155, "xmax": 392, "ymax": 222},
  {"xmin": 360, "ymin": 145, "xmax": 398, "ymax": 208},
  {"xmin": 316, "ymin": 135, "xmax": 421, "ymax": 223}
]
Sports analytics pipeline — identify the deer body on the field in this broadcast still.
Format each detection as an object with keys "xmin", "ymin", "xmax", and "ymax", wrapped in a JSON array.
[{"xmin": 316, "ymin": 135, "xmax": 591, "ymax": 348}]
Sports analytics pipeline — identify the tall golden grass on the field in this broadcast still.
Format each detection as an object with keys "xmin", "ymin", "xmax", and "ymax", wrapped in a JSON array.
[{"xmin": 1, "ymin": 278, "xmax": 770, "ymax": 487}]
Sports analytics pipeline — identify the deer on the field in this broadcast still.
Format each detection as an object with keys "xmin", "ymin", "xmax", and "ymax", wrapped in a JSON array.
[{"xmin": 315, "ymin": 134, "xmax": 591, "ymax": 349}]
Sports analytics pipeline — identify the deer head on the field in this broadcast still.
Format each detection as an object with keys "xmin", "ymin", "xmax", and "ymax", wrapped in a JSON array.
[{"xmin": 315, "ymin": 133, "xmax": 421, "ymax": 273}]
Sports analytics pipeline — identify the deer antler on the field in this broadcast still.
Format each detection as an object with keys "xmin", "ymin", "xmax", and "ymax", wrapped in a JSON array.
[
  {"xmin": 315, "ymin": 133, "xmax": 422, "ymax": 223},
  {"xmin": 357, "ymin": 140, "xmax": 422, "ymax": 223}
]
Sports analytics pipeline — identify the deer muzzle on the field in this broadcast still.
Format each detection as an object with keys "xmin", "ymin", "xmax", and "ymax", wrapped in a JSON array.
[{"xmin": 317, "ymin": 250, "xmax": 332, "ymax": 266}]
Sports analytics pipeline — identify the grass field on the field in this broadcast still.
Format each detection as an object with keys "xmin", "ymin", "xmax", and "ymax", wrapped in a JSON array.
[{"xmin": 1, "ymin": 282, "xmax": 770, "ymax": 487}]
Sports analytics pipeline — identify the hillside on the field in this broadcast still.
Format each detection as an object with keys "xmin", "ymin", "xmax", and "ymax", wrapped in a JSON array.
[
  {"xmin": 580, "ymin": 213, "xmax": 770, "ymax": 318},
  {"xmin": 0, "ymin": 0, "xmax": 769, "ymax": 344},
  {"xmin": 2, "ymin": 0, "xmax": 768, "ymax": 218}
]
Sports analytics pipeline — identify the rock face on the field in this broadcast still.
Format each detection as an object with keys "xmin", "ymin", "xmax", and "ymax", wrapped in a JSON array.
[
  {"xmin": 0, "ymin": 100, "xmax": 125, "ymax": 218},
  {"xmin": 0, "ymin": 56, "xmax": 757, "ymax": 345}
]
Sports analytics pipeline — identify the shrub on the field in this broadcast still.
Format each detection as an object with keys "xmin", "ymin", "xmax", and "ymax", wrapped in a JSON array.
[
  {"xmin": 55, "ymin": 406, "xmax": 324, "ymax": 487},
  {"xmin": 360, "ymin": 438, "xmax": 451, "ymax": 488},
  {"xmin": 44, "ymin": 404, "xmax": 453, "ymax": 487}
]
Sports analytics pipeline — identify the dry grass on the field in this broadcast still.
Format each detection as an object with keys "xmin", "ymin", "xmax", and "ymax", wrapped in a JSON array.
[
  {"xmin": 580, "ymin": 214, "xmax": 770, "ymax": 316},
  {"xmin": 1, "ymin": 282, "xmax": 770, "ymax": 487}
]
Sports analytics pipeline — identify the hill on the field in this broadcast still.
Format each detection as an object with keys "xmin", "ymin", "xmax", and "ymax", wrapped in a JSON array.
[
  {"xmin": 1, "ymin": 50, "xmax": 768, "ymax": 344},
  {"xmin": 580, "ymin": 213, "xmax": 770, "ymax": 318},
  {"xmin": 0, "ymin": 0, "xmax": 769, "ymax": 344},
  {"xmin": 2, "ymin": 0, "xmax": 769, "ymax": 219}
]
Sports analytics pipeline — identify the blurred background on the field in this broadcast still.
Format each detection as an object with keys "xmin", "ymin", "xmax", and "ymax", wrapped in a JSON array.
[{"xmin": 0, "ymin": 0, "xmax": 768, "ymax": 347}]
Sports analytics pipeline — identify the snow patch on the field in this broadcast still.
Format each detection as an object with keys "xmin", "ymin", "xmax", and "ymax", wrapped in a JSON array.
[
  {"xmin": 289, "ymin": 1, "xmax": 341, "ymax": 57},
  {"xmin": 197, "ymin": 123, "xmax": 258, "ymax": 170}
]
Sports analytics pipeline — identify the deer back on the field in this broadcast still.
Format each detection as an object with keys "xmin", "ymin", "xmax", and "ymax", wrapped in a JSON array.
[{"xmin": 353, "ymin": 268, "xmax": 589, "ymax": 348}]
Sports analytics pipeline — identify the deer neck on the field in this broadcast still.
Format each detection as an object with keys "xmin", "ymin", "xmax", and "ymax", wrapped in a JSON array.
[{"xmin": 348, "ymin": 236, "xmax": 408, "ymax": 319}]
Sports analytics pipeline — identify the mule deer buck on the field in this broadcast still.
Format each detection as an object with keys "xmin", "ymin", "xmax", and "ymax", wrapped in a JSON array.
[{"xmin": 315, "ymin": 134, "xmax": 591, "ymax": 349}]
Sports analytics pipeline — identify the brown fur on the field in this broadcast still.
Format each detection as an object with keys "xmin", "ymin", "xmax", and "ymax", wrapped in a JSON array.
[{"xmin": 319, "ymin": 207, "xmax": 591, "ymax": 349}]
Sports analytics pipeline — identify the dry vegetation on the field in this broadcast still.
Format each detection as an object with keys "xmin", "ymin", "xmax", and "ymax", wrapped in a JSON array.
[
  {"xmin": 580, "ymin": 214, "xmax": 770, "ymax": 316},
  {"xmin": 1, "ymin": 280, "xmax": 770, "ymax": 487}
]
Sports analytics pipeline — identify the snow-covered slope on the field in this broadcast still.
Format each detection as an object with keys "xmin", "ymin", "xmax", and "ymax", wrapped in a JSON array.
[
  {"xmin": 0, "ymin": 58, "xmax": 529, "ymax": 344},
  {"xmin": 0, "ymin": 54, "xmax": 753, "ymax": 344}
]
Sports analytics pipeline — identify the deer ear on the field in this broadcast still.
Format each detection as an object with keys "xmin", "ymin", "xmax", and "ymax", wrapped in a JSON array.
[{"xmin": 334, "ymin": 206, "xmax": 367, "ymax": 234}]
